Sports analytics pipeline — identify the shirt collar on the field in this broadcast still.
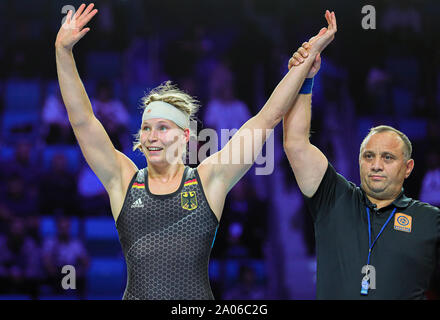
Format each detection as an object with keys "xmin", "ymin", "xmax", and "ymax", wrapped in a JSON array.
[
  {"xmin": 360, "ymin": 187, "xmax": 413, "ymax": 209},
  {"xmin": 391, "ymin": 189, "xmax": 413, "ymax": 208}
]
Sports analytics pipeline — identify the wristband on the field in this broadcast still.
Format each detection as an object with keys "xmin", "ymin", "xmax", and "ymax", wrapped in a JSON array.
[{"xmin": 299, "ymin": 77, "xmax": 314, "ymax": 94}]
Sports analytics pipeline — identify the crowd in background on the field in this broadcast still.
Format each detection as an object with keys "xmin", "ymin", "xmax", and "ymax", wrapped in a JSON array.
[{"xmin": 0, "ymin": 0, "xmax": 439, "ymax": 299}]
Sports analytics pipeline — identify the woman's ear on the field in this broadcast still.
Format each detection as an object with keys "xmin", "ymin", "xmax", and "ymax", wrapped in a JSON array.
[{"xmin": 183, "ymin": 128, "xmax": 191, "ymax": 143}]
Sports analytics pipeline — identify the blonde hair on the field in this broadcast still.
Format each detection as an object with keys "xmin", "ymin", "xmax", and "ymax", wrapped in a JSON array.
[{"xmin": 132, "ymin": 81, "xmax": 200, "ymax": 153}]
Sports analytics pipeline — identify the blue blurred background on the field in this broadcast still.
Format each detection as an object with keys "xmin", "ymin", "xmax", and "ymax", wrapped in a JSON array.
[{"xmin": 0, "ymin": 0, "xmax": 439, "ymax": 300}]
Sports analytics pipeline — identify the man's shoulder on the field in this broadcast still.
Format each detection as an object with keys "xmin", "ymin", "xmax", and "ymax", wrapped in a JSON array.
[
  {"xmin": 325, "ymin": 162, "xmax": 359, "ymax": 192},
  {"xmin": 408, "ymin": 199, "xmax": 440, "ymax": 238},
  {"xmin": 304, "ymin": 162, "xmax": 363, "ymax": 224},
  {"xmin": 305, "ymin": 161, "xmax": 361, "ymax": 206},
  {"xmin": 409, "ymin": 198, "xmax": 440, "ymax": 214}
]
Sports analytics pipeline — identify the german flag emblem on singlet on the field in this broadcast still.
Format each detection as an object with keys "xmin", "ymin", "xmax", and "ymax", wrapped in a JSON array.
[
  {"xmin": 132, "ymin": 182, "xmax": 145, "ymax": 189},
  {"xmin": 181, "ymin": 191, "xmax": 198, "ymax": 211},
  {"xmin": 184, "ymin": 179, "xmax": 197, "ymax": 187}
]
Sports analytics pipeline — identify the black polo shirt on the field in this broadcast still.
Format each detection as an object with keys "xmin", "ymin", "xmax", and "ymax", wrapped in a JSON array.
[{"xmin": 304, "ymin": 162, "xmax": 440, "ymax": 299}]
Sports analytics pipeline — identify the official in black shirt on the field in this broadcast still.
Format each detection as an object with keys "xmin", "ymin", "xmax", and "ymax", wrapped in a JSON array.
[
  {"xmin": 305, "ymin": 161, "xmax": 439, "ymax": 299},
  {"xmin": 284, "ymin": 35, "xmax": 440, "ymax": 299}
]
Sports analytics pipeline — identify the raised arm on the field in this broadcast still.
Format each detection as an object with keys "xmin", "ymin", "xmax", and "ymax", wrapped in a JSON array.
[
  {"xmin": 198, "ymin": 11, "xmax": 337, "ymax": 219},
  {"xmin": 283, "ymin": 11, "xmax": 337, "ymax": 198},
  {"xmin": 55, "ymin": 3, "xmax": 137, "ymax": 219}
]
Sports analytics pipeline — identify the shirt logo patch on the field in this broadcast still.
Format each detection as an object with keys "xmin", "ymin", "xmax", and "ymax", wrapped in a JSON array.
[
  {"xmin": 181, "ymin": 191, "xmax": 198, "ymax": 211},
  {"xmin": 394, "ymin": 213, "xmax": 412, "ymax": 233},
  {"xmin": 131, "ymin": 198, "xmax": 144, "ymax": 208}
]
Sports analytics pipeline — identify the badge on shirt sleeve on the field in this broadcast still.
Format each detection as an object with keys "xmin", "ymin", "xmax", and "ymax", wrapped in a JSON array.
[{"xmin": 394, "ymin": 213, "xmax": 412, "ymax": 233}]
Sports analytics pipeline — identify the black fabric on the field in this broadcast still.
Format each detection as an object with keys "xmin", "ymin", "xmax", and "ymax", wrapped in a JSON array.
[
  {"xmin": 304, "ymin": 162, "xmax": 440, "ymax": 299},
  {"xmin": 116, "ymin": 166, "xmax": 219, "ymax": 300}
]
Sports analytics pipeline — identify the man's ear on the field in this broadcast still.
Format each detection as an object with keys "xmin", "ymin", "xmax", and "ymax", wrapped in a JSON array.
[{"xmin": 405, "ymin": 159, "xmax": 415, "ymax": 179}]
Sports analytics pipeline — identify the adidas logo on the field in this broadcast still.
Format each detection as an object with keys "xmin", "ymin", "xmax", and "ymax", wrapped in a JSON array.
[{"xmin": 131, "ymin": 198, "xmax": 144, "ymax": 208}]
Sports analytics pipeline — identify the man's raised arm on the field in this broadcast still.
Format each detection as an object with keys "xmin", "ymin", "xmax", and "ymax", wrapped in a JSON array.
[{"xmin": 283, "ymin": 10, "xmax": 337, "ymax": 198}]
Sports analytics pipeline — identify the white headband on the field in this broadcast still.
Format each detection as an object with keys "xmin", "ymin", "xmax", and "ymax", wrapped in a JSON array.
[{"xmin": 142, "ymin": 101, "xmax": 189, "ymax": 129}]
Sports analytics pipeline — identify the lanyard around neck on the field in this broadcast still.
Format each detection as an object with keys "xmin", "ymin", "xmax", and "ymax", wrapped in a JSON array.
[{"xmin": 366, "ymin": 207, "xmax": 397, "ymax": 266}]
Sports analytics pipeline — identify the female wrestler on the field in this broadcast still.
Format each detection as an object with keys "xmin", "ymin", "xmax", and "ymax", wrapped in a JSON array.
[{"xmin": 55, "ymin": 3, "xmax": 337, "ymax": 299}]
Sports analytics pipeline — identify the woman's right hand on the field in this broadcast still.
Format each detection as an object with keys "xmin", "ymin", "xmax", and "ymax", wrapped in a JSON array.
[
  {"xmin": 55, "ymin": 3, "xmax": 98, "ymax": 51},
  {"xmin": 287, "ymin": 10, "xmax": 337, "ymax": 77}
]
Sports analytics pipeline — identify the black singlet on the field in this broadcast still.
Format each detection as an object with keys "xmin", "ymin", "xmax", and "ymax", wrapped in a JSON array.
[{"xmin": 116, "ymin": 166, "xmax": 219, "ymax": 300}]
